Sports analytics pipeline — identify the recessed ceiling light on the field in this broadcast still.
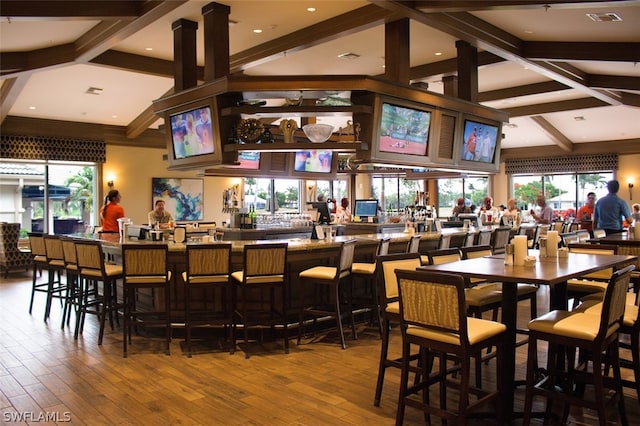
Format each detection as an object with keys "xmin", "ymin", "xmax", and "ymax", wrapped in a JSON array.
[
  {"xmin": 337, "ymin": 52, "xmax": 360, "ymax": 60},
  {"xmin": 434, "ymin": 52, "xmax": 442, "ymax": 56},
  {"xmin": 144, "ymin": 47, "xmax": 153, "ymax": 51},
  {"xmin": 253, "ymin": 28, "xmax": 262, "ymax": 34},
  {"xmin": 524, "ymin": 30, "xmax": 534, "ymax": 34},
  {"xmin": 111, "ymin": 115, "xmax": 118, "ymax": 119},
  {"xmin": 307, "ymin": 7, "xmax": 316, "ymax": 12},
  {"xmin": 28, "ymin": 106, "xmax": 36, "ymax": 110}
]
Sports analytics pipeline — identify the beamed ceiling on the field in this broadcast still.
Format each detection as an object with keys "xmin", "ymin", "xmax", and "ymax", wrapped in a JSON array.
[{"xmin": 1, "ymin": 0, "xmax": 639, "ymax": 159}]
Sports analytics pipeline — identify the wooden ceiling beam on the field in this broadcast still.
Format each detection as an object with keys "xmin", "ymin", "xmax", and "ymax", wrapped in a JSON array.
[
  {"xmin": 370, "ymin": 1, "xmax": 623, "ymax": 106},
  {"xmin": 501, "ymin": 137, "xmax": 640, "ymax": 160},
  {"xmin": 530, "ymin": 115, "xmax": 573, "ymax": 152},
  {"xmin": 410, "ymin": 1, "xmax": 630, "ymax": 12},
  {"xmin": 0, "ymin": 75, "xmax": 30, "ymax": 124},
  {"xmin": 588, "ymin": 74, "xmax": 640, "ymax": 92},
  {"xmin": 478, "ymin": 81, "xmax": 569, "ymax": 102},
  {"xmin": 0, "ymin": 1, "xmax": 144, "ymax": 19},
  {"xmin": 229, "ymin": 4, "xmax": 396, "ymax": 73},
  {"xmin": 409, "ymin": 51, "xmax": 503, "ymax": 80},
  {"xmin": 524, "ymin": 41, "xmax": 640, "ymax": 62},
  {"xmin": 503, "ymin": 97, "xmax": 608, "ymax": 117},
  {"xmin": 126, "ymin": 88, "xmax": 174, "ymax": 139},
  {"xmin": 620, "ymin": 92, "xmax": 640, "ymax": 108}
]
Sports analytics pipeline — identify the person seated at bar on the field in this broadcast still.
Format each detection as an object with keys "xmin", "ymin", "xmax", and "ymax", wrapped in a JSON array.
[
  {"xmin": 478, "ymin": 196, "xmax": 500, "ymax": 224},
  {"xmin": 148, "ymin": 199, "xmax": 174, "ymax": 229},
  {"xmin": 452, "ymin": 197, "xmax": 471, "ymax": 216}
]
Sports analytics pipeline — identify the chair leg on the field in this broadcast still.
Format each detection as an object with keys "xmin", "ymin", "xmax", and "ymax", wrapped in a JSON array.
[
  {"xmin": 374, "ymin": 318, "xmax": 390, "ymax": 406},
  {"xmin": 523, "ymin": 335, "xmax": 538, "ymax": 426},
  {"xmin": 282, "ymin": 284, "xmax": 289, "ymax": 354},
  {"xmin": 164, "ymin": 282, "xmax": 171, "ymax": 356},
  {"xmin": 395, "ymin": 341, "xmax": 410, "ymax": 426},
  {"xmin": 334, "ymin": 283, "xmax": 346, "ymax": 350}
]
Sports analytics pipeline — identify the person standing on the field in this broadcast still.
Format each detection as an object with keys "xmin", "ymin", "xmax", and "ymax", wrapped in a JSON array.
[
  {"xmin": 148, "ymin": 199, "xmax": 175, "ymax": 229},
  {"xmin": 336, "ymin": 197, "xmax": 351, "ymax": 222},
  {"xmin": 99, "ymin": 189, "xmax": 125, "ymax": 233},
  {"xmin": 576, "ymin": 192, "xmax": 596, "ymax": 234},
  {"xmin": 529, "ymin": 195, "xmax": 553, "ymax": 224},
  {"xmin": 593, "ymin": 180, "xmax": 632, "ymax": 235}
]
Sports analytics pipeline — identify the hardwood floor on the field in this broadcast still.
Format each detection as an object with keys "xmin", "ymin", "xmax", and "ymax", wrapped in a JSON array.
[{"xmin": 1, "ymin": 270, "xmax": 638, "ymax": 425}]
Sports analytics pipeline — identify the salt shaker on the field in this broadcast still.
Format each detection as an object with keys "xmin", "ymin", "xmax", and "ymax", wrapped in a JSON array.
[{"xmin": 504, "ymin": 243, "xmax": 514, "ymax": 265}]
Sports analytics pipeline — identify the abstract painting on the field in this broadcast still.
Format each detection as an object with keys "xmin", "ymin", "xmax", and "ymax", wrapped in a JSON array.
[{"xmin": 151, "ymin": 178, "xmax": 203, "ymax": 221}]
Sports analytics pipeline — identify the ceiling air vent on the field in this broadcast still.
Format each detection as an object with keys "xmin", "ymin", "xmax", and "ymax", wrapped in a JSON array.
[{"xmin": 586, "ymin": 12, "xmax": 622, "ymax": 22}]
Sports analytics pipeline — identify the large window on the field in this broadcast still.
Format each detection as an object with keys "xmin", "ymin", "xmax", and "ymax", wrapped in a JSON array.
[
  {"xmin": 512, "ymin": 172, "xmax": 613, "ymax": 221},
  {"xmin": 438, "ymin": 177, "xmax": 489, "ymax": 218},
  {"xmin": 372, "ymin": 176, "xmax": 423, "ymax": 213},
  {"xmin": 0, "ymin": 160, "xmax": 98, "ymax": 235},
  {"xmin": 244, "ymin": 178, "xmax": 300, "ymax": 214}
]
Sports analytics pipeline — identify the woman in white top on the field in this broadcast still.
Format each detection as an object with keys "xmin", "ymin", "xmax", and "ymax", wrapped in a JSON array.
[{"xmin": 336, "ymin": 197, "xmax": 351, "ymax": 222}]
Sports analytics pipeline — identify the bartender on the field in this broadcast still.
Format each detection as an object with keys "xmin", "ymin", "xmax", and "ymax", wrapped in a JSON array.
[{"xmin": 148, "ymin": 199, "xmax": 175, "ymax": 229}]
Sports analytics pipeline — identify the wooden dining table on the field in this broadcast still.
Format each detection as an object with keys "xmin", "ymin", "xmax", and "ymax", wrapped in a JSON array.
[{"xmin": 418, "ymin": 251, "xmax": 637, "ymax": 422}]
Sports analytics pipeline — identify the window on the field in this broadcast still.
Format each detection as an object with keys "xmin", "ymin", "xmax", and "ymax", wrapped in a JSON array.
[
  {"xmin": 0, "ymin": 160, "xmax": 98, "ymax": 235},
  {"xmin": 512, "ymin": 172, "xmax": 613, "ymax": 221},
  {"xmin": 372, "ymin": 176, "xmax": 423, "ymax": 213},
  {"xmin": 438, "ymin": 177, "xmax": 488, "ymax": 218},
  {"xmin": 244, "ymin": 178, "xmax": 300, "ymax": 214}
]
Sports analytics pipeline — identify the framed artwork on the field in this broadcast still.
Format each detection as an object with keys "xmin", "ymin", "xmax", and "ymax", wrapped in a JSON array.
[{"xmin": 151, "ymin": 178, "xmax": 203, "ymax": 221}]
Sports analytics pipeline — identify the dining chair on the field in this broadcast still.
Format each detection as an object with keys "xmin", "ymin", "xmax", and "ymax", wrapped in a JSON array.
[
  {"xmin": 560, "ymin": 231, "xmax": 579, "ymax": 247},
  {"xmin": 575, "ymin": 279, "xmax": 640, "ymax": 402},
  {"xmin": 182, "ymin": 243, "xmax": 233, "ymax": 357},
  {"xmin": 74, "ymin": 240, "xmax": 123, "ymax": 345},
  {"xmin": 232, "ymin": 242, "xmax": 288, "ymax": 358},
  {"xmin": 575, "ymin": 229, "xmax": 591, "ymax": 243},
  {"xmin": 298, "ymin": 239, "xmax": 357, "ymax": 350},
  {"xmin": 351, "ymin": 236, "xmax": 391, "ymax": 336},
  {"xmin": 121, "ymin": 244, "xmax": 171, "ymax": 357},
  {"xmin": 523, "ymin": 265, "xmax": 634, "ymax": 426},
  {"xmin": 566, "ymin": 243, "xmax": 618, "ymax": 307},
  {"xmin": 593, "ymin": 229, "xmax": 607, "ymax": 239},
  {"xmin": 373, "ymin": 252, "xmax": 423, "ymax": 406},
  {"xmin": 394, "ymin": 269, "xmax": 507, "ymax": 425},
  {"xmin": 463, "ymin": 231, "xmax": 476, "ymax": 247}
]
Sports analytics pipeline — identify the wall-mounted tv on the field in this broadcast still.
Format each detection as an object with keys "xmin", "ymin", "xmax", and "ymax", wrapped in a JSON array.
[
  {"xmin": 170, "ymin": 105, "xmax": 215, "ymax": 159},
  {"xmin": 225, "ymin": 151, "xmax": 260, "ymax": 169},
  {"xmin": 378, "ymin": 102, "xmax": 431, "ymax": 156},
  {"xmin": 354, "ymin": 199, "xmax": 379, "ymax": 218},
  {"xmin": 460, "ymin": 119, "xmax": 499, "ymax": 164},
  {"xmin": 164, "ymin": 100, "xmax": 222, "ymax": 170},
  {"xmin": 293, "ymin": 150, "xmax": 333, "ymax": 173}
]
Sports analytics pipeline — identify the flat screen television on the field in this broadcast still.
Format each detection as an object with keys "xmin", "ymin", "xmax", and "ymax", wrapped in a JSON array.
[
  {"xmin": 354, "ymin": 199, "xmax": 379, "ymax": 218},
  {"xmin": 226, "ymin": 151, "xmax": 260, "ymax": 169},
  {"xmin": 459, "ymin": 119, "xmax": 499, "ymax": 164},
  {"xmin": 308, "ymin": 201, "xmax": 332, "ymax": 224},
  {"xmin": 378, "ymin": 102, "xmax": 431, "ymax": 156},
  {"xmin": 293, "ymin": 150, "xmax": 333, "ymax": 173},
  {"xmin": 170, "ymin": 105, "xmax": 215, "ymax": 159}
]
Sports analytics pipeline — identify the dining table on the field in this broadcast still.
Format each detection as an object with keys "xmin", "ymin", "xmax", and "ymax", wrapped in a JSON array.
[{"xmin": 418, "ymin": 250, "xmax": 637, "ymax": 422}]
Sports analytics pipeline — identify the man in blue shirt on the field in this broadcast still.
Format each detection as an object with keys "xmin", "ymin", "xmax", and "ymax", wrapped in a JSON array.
[{"xmin": 593, "ymin": 180, "xmax": 632, "ymax": 235}]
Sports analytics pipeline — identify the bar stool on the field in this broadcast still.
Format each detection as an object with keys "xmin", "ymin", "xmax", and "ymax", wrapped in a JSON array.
[
  {"xmin": 42, "ymin": 235, "xmax": 68, "ymax": 322},
  {"xmin": 182, "ymin": 243, "xmax": 232, "ymax": 357},
  {"xmin": 523, "ymin": 265, "xmax": 634, "ymax": 425},
  {"xmin": 74, "ymin": 240, "xmax": 123, "ymax": 345},
  {"xmin": 60, "ymin": 236, "xmax": 79, "ymax": 329},
  {"xmin": 231, "ymin": 243, "xmax": 288, "ymax": 358},
  {"xmin": 298, "ymin": 239, "xmax": 357, "ymax": 350},
  {"xmin": 395, "ymin": 269, "xmax": 507, "ymax": 425},
  {"xmin": 351, "ymin": 237, "xmax": 390, "ymax": 335},
  {"xmin": 27, "ymin": 233, "xmax": 56, "ymax": 320},
  {"xmin": 121, "ymin": 244, "xmax": 171, "ymax": 357}
]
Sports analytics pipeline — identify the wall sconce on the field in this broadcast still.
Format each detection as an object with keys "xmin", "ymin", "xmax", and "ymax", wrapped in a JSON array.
[
  {"xmin": 629, "ymin": 182, "xmax": 634, "ymax": 200},
  {"xmin": 106, "ymin": 174, "xmax": 116, "ymax": 188}
]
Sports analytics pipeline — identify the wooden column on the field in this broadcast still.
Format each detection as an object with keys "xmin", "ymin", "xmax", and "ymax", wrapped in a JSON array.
[
  {"xmin": 455, "ymin": 40, "xmax": 478, "ymax": 102},
  {"xmin": 384, "ymin": 18, "xmax": 410, "ymax": 84},
  {"xmin": 202, "ymin": 2, "xmax": 231, "ymax": 81},
  {"xmin": 442, "ymin": 75, "xmax": 458, "ymax": 97},
  {"xmin": 172, "ymin": 19, "xmax": 198, "ymax": 91}
]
